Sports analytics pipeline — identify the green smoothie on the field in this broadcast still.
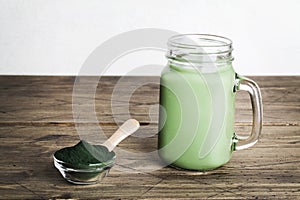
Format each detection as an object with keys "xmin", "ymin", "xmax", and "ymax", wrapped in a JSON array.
[{"xmin": 158, "ymin": 63, "xmax": 236, "ymax": 170}]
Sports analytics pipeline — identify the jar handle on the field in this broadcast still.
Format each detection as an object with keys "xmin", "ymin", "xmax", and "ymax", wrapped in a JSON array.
[{"xmin": 233, "ymin": 74, "xmax": 263, "ymax": 150}]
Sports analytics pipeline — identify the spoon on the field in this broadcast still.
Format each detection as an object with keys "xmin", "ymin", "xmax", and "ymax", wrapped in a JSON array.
[{"xmin": 102, "ymin": 119, "xmax": 140, "ymax": 152}]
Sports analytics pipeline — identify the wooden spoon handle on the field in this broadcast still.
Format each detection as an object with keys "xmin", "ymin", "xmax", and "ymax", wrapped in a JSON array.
[{"xmin": 102, "ymin": 119, "xmax": 140, "ymax": 152}]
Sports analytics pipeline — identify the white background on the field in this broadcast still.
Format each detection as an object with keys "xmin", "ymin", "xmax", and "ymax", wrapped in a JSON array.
[{"xmin": 0, "ymin": 0, "xmax": 299, "ymax": 75}]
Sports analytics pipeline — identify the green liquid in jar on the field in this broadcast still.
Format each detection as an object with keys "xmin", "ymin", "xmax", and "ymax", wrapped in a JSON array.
[{"xmin": 158, "ymin": 63, "xmax": 236, "ymax": 170}]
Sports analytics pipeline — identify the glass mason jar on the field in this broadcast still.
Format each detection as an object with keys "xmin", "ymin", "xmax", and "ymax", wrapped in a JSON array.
[{"xmin": 158, "ymin": 34, "xmax": 263, "ymax": 171}]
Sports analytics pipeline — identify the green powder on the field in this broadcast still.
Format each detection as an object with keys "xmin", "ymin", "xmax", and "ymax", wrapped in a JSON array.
[{"xmin": 54, "ymin": 140, "xmax": 116, "ymax": 169}]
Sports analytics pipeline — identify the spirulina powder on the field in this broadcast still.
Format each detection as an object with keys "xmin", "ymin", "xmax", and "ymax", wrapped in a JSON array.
[{"xmin": 54, "ymin": 140, "xmax": 115, "ymax": 169}]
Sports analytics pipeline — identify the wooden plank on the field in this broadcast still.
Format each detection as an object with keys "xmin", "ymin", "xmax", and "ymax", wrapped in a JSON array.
[
  {"xmin": 0, "ymin": 124, "xmax": 299, "ymax": 199},
  {"xmin": 0, "ymin": 76, "xmax": 299, "ymax": 124}
]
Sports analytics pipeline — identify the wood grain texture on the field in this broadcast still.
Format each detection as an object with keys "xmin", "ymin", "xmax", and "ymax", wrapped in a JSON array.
[
  {"xmin": 0, "ymin": 76, "xmax": 299, "ymax": 199},
  {"xmin": 0, "ymin": 76, "xmax": 299, "ymax": 124}
]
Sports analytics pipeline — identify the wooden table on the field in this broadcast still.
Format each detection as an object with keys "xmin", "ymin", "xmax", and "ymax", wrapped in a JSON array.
[{"xmin": 0, "ymin": 76, "xmax": 299, "ymax": 199}]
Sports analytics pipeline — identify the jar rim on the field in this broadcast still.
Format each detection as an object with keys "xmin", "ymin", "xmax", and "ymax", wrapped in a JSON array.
[
  {"xmin": 167, "ymin": 34, "xmax": 233, "ymax": 62},
  {"xmin": 168, "ymin": 34, "xmax": 232, "ymax": 48}
]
